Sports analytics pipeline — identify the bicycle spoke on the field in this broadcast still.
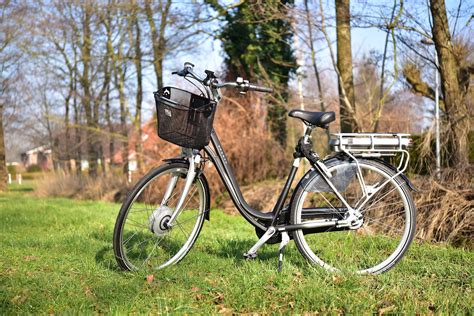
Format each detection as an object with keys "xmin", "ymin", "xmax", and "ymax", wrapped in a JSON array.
[
  {"xmin": 142, "ymin": 239, "xmax": 160, "ymax": 268},
  {"xmin": 123, "ymin": 231, "xmax": 140, "ymax": 246},
  {"xmin": 125, "ymin": 217, "xmax": 148, "ymax": 229},
  {"xmin": 115, "ymin": 166, "xmax": 205, "ymax": 271},
  {"xmin": 174, "ymin": 220, "xmax": 191, "ymax": 239},
  {"xmin": 176, "ymin": 211, "xmax": 205, "ymax": 226},
  {"xmin": 294, "ymin": 160, "xmax": 414, "ymax": 274}
]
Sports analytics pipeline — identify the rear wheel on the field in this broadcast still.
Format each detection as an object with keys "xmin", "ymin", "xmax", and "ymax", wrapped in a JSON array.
[
  {"xmin": 113, "ymin": 163, "xmax": 207, "ymax": 271},
  {"xmin": 291, "ymin": 158, "xmax": 416, "ymax": 274}
]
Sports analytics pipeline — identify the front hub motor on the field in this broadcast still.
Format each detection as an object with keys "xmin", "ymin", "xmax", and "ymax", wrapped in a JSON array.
[{"xmin": 148, "ymin": 206, "xmax": 174, "ymax": 236}]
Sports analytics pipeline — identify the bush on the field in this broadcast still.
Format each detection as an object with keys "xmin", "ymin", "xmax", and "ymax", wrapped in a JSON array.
[
  {"xmin": 7, "ymin": 165, "xmax": 16, "ymax": 177},
  {"xmin": 35, "ymin": 172, "xmax": 131, "ymax": 202},
  {"xmin": 412, "ymin": 167, "xmax": 474, "ymax": 249},
  {"xmin": 27, "ymin": 164, "xmax": 42, "ymax": 173}
]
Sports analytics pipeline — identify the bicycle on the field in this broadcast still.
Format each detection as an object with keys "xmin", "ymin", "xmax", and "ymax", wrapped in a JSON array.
[{"xmin": 113, "ymin": 62, "xmax": 417, "ymax": 274}]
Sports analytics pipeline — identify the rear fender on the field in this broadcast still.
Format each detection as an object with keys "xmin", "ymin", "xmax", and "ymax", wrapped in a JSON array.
[
  {"xmin": 371, "ymin": 158, "xmax": 418, "ymax": 192},
  {"xmin": 162, "ymin": 157, "xmax": 211, "ymax": 220}
]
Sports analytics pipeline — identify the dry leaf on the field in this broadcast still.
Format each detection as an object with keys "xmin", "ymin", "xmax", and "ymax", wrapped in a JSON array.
[
  {"xmin": 24, "ymin": 256, "xmax": 38, "ymax": 262},
  {"xmin": 332, "ymin": 275, "xmax": 342, "ymax": 284},
  {"xmin": 146, "ymin": 274, "xmax": 154, "ymax": 284},
  {"xmin": 213, "ymin": 292, "xmax": 224, "ymax": 304},
  {"xmin": 378, "ymin": 304, "xmax": 396, "ymax": 315},
  {"xmin": 217, "ymin": 304, "xmax": 232, "ymax": 314},
  {"xmin": 194, "ymin": 294, "xmax": 203, "ymax": 301}
]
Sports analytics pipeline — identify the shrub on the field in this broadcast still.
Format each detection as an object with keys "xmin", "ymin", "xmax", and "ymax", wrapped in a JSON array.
[
  {"xmin": 27, "ymin": 164, "xmax": 42, "ymax": 173},
  {"xmin": 412, "ymin": 167, "xmax": 474, "ymax": 249},
  {"xmin": 7, "ymin": 165, "xmax": 16, "ymax": 177},
  {"xmin": 35, "ymin": 172, "xmax": 131, "ymax": 203}
]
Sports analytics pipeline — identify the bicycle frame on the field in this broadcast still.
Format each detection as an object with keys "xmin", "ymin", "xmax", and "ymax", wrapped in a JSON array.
[
  {"xmin": 203, "ymin": 129, "xmax": 359, "ymax": 233},
  {"xmin": 166, "ymin": 64, "xmax": 411, "ymax": 235}
]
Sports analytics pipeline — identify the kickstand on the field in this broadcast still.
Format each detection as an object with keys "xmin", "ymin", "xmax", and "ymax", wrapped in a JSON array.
[{"xmin": 277, "ymin": 232, "xmax": 290, "ymax": 272}]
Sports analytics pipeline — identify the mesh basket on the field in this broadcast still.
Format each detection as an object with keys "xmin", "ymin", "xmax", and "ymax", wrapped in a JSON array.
[{"xmin": 154, "ymin": 87, "xmax": 217, "ymax": 149}]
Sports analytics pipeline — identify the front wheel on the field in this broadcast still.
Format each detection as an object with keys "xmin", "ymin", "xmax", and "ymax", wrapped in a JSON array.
[
  {"xmin": 113, "ymin": 162, "xmax": 208, "ymax": 271},
  {"xmin": 291, "ymin": 158, "xmax": 416, "ymax": 274}
]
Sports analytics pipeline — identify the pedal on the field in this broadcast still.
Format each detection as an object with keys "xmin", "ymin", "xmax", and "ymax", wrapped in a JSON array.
[
  {"xmin": 277, "ymin": 232, "xmax": 290, "ymax": 272},
  {"xmin": 243, "ymin": 252, "xmax": 257, "ymax": 260},
  {"xmin": 243, "ymin": 226, "xmax": 276, "ymax": 260}
]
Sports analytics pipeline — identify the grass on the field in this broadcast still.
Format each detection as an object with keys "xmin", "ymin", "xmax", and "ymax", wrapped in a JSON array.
[{"xmin": 1, "ymin": 188, "xmax": 473, "ymax": 314}]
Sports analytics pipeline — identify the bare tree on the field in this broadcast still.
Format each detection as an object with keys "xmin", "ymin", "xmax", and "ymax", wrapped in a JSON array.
[
  {"xmin": 335, "ymin": 0, "xmax": 358, "ymax": 132},
  {"xmin": 429, "ymin": 0, "xmax": 472, "ymax": 166},
  {"xmin": 128, "ymin": 1, "xmax": 143, "ymax": 171},
  {"xmin": 400, "ymin": 0, "xmax": 473, "ymax": 166},
  {"xmin": 318, "ymin": 0, "xmax": 360, "ymax": 132},
  {"xmin": 303, "ymin": 0, "xmax": 326, "ymax": 113},
  {"xmin": 144, "ymin": 0, "xmax": 171, "ymax": 90},
  {"xmin": 0, "ymin": 0, "xmax": 26, "ymax": 190}
]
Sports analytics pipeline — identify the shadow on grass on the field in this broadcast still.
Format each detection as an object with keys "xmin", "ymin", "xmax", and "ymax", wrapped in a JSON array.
[
  {"xmin": 95, "ymin": 245, "xmax": 122, "ymax": 272},
  {"xmin": 205, "ymin": 238, "xmax": 289, "ymax": 265}
]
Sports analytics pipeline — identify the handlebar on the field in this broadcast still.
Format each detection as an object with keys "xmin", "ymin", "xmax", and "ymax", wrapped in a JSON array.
[
  {"xmin": 172, "ymin": 62, "xmax": 273, "ymax": 94},
  {"xmin": 212, "ymin": 77, "xmax": 273, "ymax": 94},
  {"xmin": 248, "ymin": 84, "xmax": 274, "ymax": 93}
]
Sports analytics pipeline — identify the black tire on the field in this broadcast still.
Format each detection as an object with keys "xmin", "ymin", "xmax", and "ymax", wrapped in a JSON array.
[
  {"xmin": 113, "ymin": 163, "xmax": 207, "ymax": 271},
  {"xmin": 290, "ymin": 158, "xmax": 416, "ymax": 274}
]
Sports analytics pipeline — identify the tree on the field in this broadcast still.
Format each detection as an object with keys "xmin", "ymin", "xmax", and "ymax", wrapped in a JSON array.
[
  {"xmin": 144, "ymin": 0, "xmax": 171, "ymax": 90},
  {"xmin": 128, "ymin": 1, "xmax": 143, "ymax": 171},
  {"xmin": 429, "ymin": 0, "xmax": 472, "ymax": 166},
  {"xmin": 401, "ymin": 0, "xmax": 473, "ymax": 167},
  {"xmin": 0, "ymin": 102, "xmax": 6, "ymax": 191},
  {"xmin": 335, "ymin": 0, "xmax": 358, "ymax": 132},
  {"xmin": 0, "ymin": 1, "xmax": 26, "ymax": 190},
  {"xmin": 303, "ymin": 0, "xmax": 326, "ymax": 113},
  {"xmin": 210, "ymin": 1, "xmax": 296, "ymax": 146}
]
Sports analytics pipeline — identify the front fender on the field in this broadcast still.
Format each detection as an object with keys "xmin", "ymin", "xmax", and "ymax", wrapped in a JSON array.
[{"xmin": 162, "ymin": 157, "xmax": 211, "ymax": 220}]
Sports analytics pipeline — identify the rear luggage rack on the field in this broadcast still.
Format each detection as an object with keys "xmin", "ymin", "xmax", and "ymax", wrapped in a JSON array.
[
  {"xmin": 330, "ymin": 133, "xmax": 411, "ymax": 156},
  {"xmin": 329, "ymin": 133, "xmax": 411, "ymax": 173}
]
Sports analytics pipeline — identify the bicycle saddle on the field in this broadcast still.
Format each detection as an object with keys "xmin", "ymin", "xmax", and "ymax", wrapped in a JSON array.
[{"xmin": 288, "ymin": 110, "xmax": 336, "ymax": 128}]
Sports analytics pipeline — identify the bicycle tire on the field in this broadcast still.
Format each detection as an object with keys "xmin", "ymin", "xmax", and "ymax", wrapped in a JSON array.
[
  {"xmin": 113, "ymin": 162, "xmax": 207, "ymax": 271},
  {"xmin": 291, "ymin": 158, "xmax": 416, "ymax": 274}
]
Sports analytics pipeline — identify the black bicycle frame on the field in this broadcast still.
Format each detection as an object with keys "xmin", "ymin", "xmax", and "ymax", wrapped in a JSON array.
[{"xmin": 204, "ymin": 130, "xmax": 300, "ymax": 230}]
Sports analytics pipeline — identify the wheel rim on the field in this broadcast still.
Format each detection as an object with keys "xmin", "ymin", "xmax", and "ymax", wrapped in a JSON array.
[
  {"xmin": 294, "ymin": 162, "xmax": 413, "ymax": 274},
  {"xmin": 118, "ymin": 167, "xmax": 205, "ymax": 270}
]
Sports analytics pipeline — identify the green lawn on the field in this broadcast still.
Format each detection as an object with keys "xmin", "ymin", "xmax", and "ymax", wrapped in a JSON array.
[{"xmin": 1, "ymin": 187, "xmax": 473, "ymax": 314}]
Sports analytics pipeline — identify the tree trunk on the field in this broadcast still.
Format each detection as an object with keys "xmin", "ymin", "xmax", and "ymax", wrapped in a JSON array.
[
  {"xmin": 118, "ymin": 68, "xmax": 128, "ymax": 175},
  {"xmin": 80, "ymin": 4, "xmax": 98, "ymax": 177},
  {"xmin": 132, "ymin": 8, "xmax": 143, "ymax": 171},
  {"xmin": 103, "ymin": 10, "xmax": 114, "ymax": 172},
  {"xmin": 105, "ymin": 80, "xmax": 114, "ymax": 170},
  {"xmin": 304, "ymin": 0, "xmax": 326, "ymax": 113},
  {"xmin": 335, "ymin": 0, "xmax": 357, "ymax": 132},
  {"xmin": 430, "ymin": 0, "xmax": 470, "ymax": 166},
  {"xmin": 65, "ymin": 85, "xmax": 71, "ymax": 171},
  {"xmin": 73, "ymin": 77, "xmax": 82, "ymax": 176},
  {"xmin": 145, "ymin": 0, "xmax": 171, "ymax": 89},
  {"xmin": 0, "ymin": 104, "xmax": 7, "ymax": 191}
]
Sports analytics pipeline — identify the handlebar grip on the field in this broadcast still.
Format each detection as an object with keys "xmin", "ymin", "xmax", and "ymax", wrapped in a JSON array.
[{"xmin": 248, "ymin": 84, "xmax": 273, "ymax": 93}]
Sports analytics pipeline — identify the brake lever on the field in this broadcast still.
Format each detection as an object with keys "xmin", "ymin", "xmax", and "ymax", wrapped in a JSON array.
[
  {"xmin": 236, "ymin": 77, "xmax": 249, "ymax": 95},
  {"xmin": 172, "ymin": 69, "xmax": 188, "ymax": 77}
]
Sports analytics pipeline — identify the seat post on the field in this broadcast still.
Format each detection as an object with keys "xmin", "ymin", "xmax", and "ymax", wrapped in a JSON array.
[{"xmin": 303, "ymin": 124, "xmax": 314, "ymax": 143}]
